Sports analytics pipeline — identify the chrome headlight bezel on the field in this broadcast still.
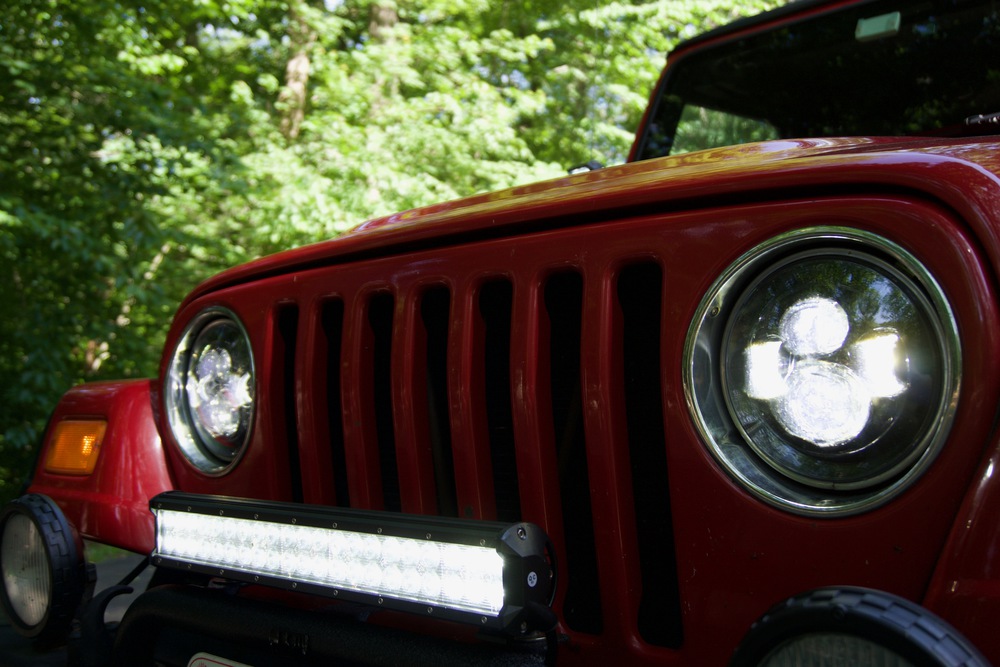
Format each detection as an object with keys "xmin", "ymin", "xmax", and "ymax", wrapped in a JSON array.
[
  {"xmin": 165, "ymin": 306, "xmax": 256, "ymax": 475},
  {"xmin": 684, "ymin": 228, "xmax": 960, "ymax": 516}
]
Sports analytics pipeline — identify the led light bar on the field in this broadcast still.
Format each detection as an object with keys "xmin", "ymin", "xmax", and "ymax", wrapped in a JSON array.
[{"xmin": 150, "ymin": 492, "xmax": 555, "ymax": 634}]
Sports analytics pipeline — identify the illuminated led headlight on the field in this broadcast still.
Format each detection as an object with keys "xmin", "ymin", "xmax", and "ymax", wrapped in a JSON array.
[
  {"xmin": 685, "ymin": 228, "xmax": 959, "ymax": 515},
  {"xmin": 151, "ymin": 492, "xmax": 556, "ymax": 634},
  {"xmin": 0, "ymin": 495, "xmax": 87, "ymax": 644},
  {"xmin": 165, "ymin": 307, "xmax": 255, "ymax": 473}
]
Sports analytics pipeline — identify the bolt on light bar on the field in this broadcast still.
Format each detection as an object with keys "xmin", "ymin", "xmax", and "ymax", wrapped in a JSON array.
[{"xmin": 150, "ymin": 492, "xmax": 555, "ymax": 634}]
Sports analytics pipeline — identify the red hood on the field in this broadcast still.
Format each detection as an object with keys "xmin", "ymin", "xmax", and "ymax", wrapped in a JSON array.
[{"xmin": 185, "ymin": 136, "xmax": 1000, "ymax": 305}]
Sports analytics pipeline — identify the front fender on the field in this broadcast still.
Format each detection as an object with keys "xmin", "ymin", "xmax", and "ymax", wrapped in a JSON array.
[{"xmin": 28, "ymin": 379, "xmax": 174, "ymax": 554}]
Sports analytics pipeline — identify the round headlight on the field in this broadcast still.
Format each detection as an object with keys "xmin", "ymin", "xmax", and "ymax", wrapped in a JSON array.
[
  {"xmin": 0, "ymin": 494, "xmax": 86, "ymax": 645},
  {"xmin": 165, "ymin": 307, "xmax": 255, "ymax": 473},
  {"xmin": 685, "ymin": 229, "xmax": 959, "ymax": 514}
]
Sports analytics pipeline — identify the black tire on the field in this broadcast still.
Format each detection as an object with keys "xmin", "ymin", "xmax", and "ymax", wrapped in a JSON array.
[
  {"xmin": 730, "ymin": 587, "xmax": 989, "ymax": 667},
  {"xmin": 0, "ymin": 493, "xmax": 87, "ymax": 647}
]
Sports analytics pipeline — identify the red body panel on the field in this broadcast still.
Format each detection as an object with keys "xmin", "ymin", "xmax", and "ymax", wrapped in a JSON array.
[
  {"xmin": 926, "ymin": 429, "xmax": 1000, "ymax": 661},
  {"xmin": 28, "ymin": 380, "xmax": 174, "ymax": 554}
]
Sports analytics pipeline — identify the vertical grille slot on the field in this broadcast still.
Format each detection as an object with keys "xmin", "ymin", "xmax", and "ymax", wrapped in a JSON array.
[
  {"xmin": 368, "ymin": 293, "xmax": 400, "ymax": 512},
  {"xmin": 276, "ymin": 305, "xmax": 303, "ymax": 503},
  {"xmin": 545, "ymin": 271, "xmax": 603, "ymax": 635},
  {"xmin": 618, "ymin": 262, "xmax": 683, "ymax": 648},
  {"xmin": 479, "ymin": 281, "xmax": 520, "ymax": 523},
  {"xmin": 421, "ymin": 287, "xmax": 457, "ymax": 517},
  {"xmin": 322, "ymin": 299, "xmax": 350, "ymax": 508}
]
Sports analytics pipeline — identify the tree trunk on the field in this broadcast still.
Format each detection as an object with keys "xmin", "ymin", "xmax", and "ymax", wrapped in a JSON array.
[
  {"xmin": 369, "ymin": 3, "xmax": 398, "ymax": 42},
  {"xmin": 279, "ymin": 3, "xmax": 318, "ymax": 141},
  {"xmin": 368, "ymin": 3, "xmax": 400, "ymax": 105}
]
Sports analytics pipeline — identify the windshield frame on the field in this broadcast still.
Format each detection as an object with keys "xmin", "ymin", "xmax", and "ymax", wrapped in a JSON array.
[{"xmin": 629, "ymin": 0, "xmax": 1000, "ymax": 161}]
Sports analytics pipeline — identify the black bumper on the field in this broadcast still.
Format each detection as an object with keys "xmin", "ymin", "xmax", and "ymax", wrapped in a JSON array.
[{"xmin": 111, "ymin": 585, "xmax": 548, "ymax": 667}]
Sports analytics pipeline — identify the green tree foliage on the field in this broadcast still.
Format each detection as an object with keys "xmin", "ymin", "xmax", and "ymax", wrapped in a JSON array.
[{"xmin": 0, "ymin": 0, "xmax": 780, "ymax": 501}]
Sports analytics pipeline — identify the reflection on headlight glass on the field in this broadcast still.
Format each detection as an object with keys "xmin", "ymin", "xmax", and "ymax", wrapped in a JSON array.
[
  {"xmin": 853, "ymin": 333, "xmax": 906, "ymax": 398},
  {"xmin": 187, "ymin": 347, "xmax": 253, "ymax": 439},
  {"xmin": 779, "ymin": 296, "xmax": 849, "ymax": 356},
  {"xmin": 743, "ymin": 297, "xmax": 907, "ymax": 448},
  {"xmin": 724, "ymin": 255, "xmax": 941, "ymax": 488},
  {"xmin": 185, "ymin": 319, "xmax": 254, "ymax": 459},
  {"xmin": 772, "ymin": 360, "xmax": 871, "ymax": 447}
]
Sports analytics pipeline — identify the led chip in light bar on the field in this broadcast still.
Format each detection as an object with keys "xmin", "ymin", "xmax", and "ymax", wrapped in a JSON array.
[{"xmin": 150, "ymin": 493, "xmax": 555, "ymax": 634}]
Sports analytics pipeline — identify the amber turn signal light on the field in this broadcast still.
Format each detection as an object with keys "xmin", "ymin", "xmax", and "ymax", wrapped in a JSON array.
[{"xmin": 44, "ymin": 420, "xmax": 107, "ymax": 475}]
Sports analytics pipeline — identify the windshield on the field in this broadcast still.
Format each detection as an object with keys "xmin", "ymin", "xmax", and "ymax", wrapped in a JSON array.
[{"xmin": 634, "ymin": 0, "xmax": 1000, "ymax": 160}]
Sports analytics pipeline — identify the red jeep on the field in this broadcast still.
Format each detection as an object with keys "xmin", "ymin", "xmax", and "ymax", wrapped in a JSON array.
[{"xmin": 4, "ymin": 0, "xmax": 1000, "ymax": 664}]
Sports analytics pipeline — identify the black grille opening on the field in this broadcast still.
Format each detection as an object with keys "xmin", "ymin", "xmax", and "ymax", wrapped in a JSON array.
[
  {"xmin": 545, "ymin": 271, "xmax": 603, "ymax": 635},
  {"xmin": 479, "ymin": 280, "xmax": 520, "ymax": 523},
  {"xmin": 321, "ymin": 299, "xmax": 350, "ymax": 508},
  {"xmin": 276, "ymin": 305, "xmax": 303, "ymax": 504},
  {"xmin": 618, "ymin": 262, "xmax": 683, "ymax": 648},
  {"xmin": 421, "ymin": 287, "xmax": 458, "ymax": 517},
  {"xmin": 368, "ymin": 293, "xmax": 400, "ymax": 512}
]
